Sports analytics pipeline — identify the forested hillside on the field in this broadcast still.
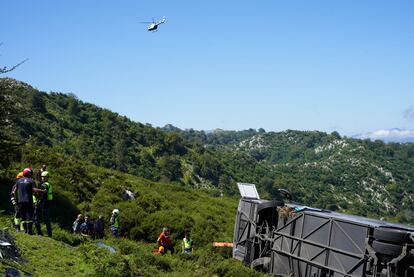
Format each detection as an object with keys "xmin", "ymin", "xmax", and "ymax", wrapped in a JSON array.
[
  {"xmin": 1, "ymin": 78, "xmax": 265, "ymax": 275},
  {"xmin": 165, "ymin": 126, "xmax": 414, "ymax": 224},
  {"xmin": 1, "ymin": 77, "xmax": 414, "ymax": 275},
  {"xmin": 2, "ymin": 77, "xmax": 414, "ymax": 225},
  {"xmin": 0, "ymin": 78, "xmax": 235, "ymax": 193}
]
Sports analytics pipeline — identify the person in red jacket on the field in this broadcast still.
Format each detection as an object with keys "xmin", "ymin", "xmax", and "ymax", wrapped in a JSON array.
[{"xmin": 157, "ymin": 227, "xmax": 174, "ymax": 254}]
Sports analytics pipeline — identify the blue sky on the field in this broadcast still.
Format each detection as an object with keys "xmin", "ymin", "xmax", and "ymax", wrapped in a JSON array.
[{"xmin": 1, "ymin": 0, "xmax": 414, "ymax": 136}]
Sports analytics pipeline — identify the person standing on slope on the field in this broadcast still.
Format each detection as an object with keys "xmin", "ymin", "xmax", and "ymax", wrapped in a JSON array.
[
  {"xmin": 80, "ymin": 214, "xmax": 94, "ymax": 237},
  {"xmin": 94, "ymin": 215, "xmax": 105, "ymax": 239},
  {"xmin": 181, "ymin": 231, "xmax": 193, "ymax": 254},
  {"xmin": 72, "ymin": 214, "xmax": 84, "ymax": 234},
  {"xmin": 10, "ymin": 172, "xmax": 24, "ymax": 232},
  {"xmin": 157, "ymin": 227, "xmax": 174, "ymax": 254},
  {"xmin": 15, "ymin": 168, "xmax": 45, "ymax": 235},
  {"xmin": 33, "ymin": 171, "xmax": 53, "ymax": 237},
  {"xmin": 110, "ymin": 209, "xmax": 120, "ymax": 237}
]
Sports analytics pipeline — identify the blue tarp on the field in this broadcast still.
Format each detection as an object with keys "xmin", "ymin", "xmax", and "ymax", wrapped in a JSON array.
[{"xmin": 95, "ymin": 242, "xmax": 116, "ymax": 253}]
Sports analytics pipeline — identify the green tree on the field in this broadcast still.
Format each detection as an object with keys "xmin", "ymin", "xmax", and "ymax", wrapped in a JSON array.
[
  {"xmin": 30, "ymin": 91, "xmax": 46, "ymax": 113},
  {"xmin": 0, "ymin": 83, "xmax": 22, "ymax": 166},
  {"xmin": 195, "ymin": 153, "xmax": 222, "ymax": 185},
  {"xmin": 115, "ymin": 137, "xmax": 128, "ymax": 172},
  {"xmin": 157, "ymin": 155, "xmax": 182, "ymax": 181},
  {"xmin": 68, "ymin": 98, "xmax": 80, "ymax": 116}
]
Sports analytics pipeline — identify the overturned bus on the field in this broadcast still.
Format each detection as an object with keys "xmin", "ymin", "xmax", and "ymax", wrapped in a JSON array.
[{"xmin": 233, "ymin": 183, "xmax": 414, "ymax": 277}]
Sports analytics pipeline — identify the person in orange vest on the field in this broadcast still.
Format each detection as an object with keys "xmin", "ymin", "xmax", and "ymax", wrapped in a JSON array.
[{"xmin": 157, "ymin": 227, "xmax": 174, "ymax": 254}]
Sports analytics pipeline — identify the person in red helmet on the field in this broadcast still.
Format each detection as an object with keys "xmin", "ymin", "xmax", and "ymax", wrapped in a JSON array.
[{"xmin": 14, "ymin": 168, "xmax": 45, "ymax": 235}]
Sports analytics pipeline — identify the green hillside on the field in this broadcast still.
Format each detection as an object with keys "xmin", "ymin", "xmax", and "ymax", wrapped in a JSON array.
[
  {"xmin": 2, "ymin": 77, "xmax": 414, "ymax": 223},
  {"xmin": 0, "ymin": 78, "xmax": 262, "ymax": 275},
  {"xmin": 166, "ymin": 126, "xmax": 414, "ymax": 223},
  {"xmin": 0, "ymin": 215, "xmax": 266, "ymax": 277},
  {"xmin": 0, "ymin": 78, "xmax": 233, "ymax": 192},
  {"xmin": 2, "ymin": 77, "xmax": 414, "ymax": 275},
  {"xmin": 0, "ymin": 144, "xmax": 265, "ymax": 276}
]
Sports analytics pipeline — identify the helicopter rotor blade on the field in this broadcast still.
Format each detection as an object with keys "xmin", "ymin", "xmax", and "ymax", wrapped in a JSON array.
[{"xmin": 156, "ymin": 18, "xmax": 166, "ymax": 25}]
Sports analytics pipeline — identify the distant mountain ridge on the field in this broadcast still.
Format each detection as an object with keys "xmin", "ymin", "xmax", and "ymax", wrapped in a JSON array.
[{"xmin": 164, "ymin": 125, "xmax": 414, "ymax": 223}]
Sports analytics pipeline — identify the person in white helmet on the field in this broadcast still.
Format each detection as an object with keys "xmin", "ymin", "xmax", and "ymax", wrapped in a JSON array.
[
  {"xmin": 110, "ymin": 209, "xmax": 120, "ymax": 237},
  {"xmin": 33, "ymin": 171, "xmax": 53, "ymax": 237}
]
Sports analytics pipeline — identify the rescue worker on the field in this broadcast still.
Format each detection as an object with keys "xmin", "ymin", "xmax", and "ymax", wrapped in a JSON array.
[
  {"xmin": 33, "ymin": 171, "xmax": 53, "ymax": 237},
  {"xmin": 14, "ymin": 168, "xmax": 45, "ymax": 235},
  {"xmin": 157, "ymin": 227, "xmax": 174, "ymax": 254},
  {"xmin": 181, "ymin": 231, "xmax": 193, "ymax": 254},
  {"xmin": 10, "ymin": 172, "xmax": 24, "ymax": 231},
  {"xmin": 110, "ymin": 209, "xmax": 120, "ymax": 237}
]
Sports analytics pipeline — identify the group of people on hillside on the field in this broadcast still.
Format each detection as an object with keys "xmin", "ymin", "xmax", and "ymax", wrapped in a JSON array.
[
  {"xmin": 72, "ymin": 211, "xmax": 194, "ymax": 254},
  {"xmin": 71, "ymin": 208, "xmax": 120, "ymax": 239},
  {"xmin": 71, "ymin": 210, "xmax": 195, "ymax": 254},
  {"xmin": 157, "ymin": 227, "xmax": 193, "ymax": 254},
  {"xmin": 72, "ymin": 214, "xmax": 105, "ymax": 239},
  {"xmin": 10, "ymin": 165, "xmax": 53, "ymax": 236},
  {"xmin": 10, "ymin": 165, "xmax": 194, "ymax": 254}
]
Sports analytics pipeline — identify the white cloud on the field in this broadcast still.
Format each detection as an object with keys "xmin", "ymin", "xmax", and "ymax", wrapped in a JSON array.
[{"xmin": 355, "ymin": 128, "xmax": 414, "ymax": 143}]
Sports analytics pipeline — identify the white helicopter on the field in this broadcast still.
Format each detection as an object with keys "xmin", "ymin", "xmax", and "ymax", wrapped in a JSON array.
[{"xmin": 140, "ymin": 16, "xmax": 167, "ymax": 32}]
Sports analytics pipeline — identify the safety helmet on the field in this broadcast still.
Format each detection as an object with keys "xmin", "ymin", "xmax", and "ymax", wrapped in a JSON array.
[
  {"xmin": 16, "ymin": 172, "xmax": 24, "ymax": 179},
  {"xmin": 112, "ymin": 209, "xmax": 119, "ymax": 215},
  {"xmin": 41, "ymin": 171, "xmax": 49, "ymax": 177},
  {"xmin": 158, "ymin": 246, "xmax": 165, "ymax": 254},
  {"xmin": 163, "ymin": 227, "xmax": 169, "ymax": 232},
  {"xmin": 22, "ymin": 168, "xmax": 33, "ymax": 177}
]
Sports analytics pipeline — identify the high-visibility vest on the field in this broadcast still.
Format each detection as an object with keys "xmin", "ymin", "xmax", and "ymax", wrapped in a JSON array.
[
  {"xmin": 183, "ymin": 238, "xmax": 193, "ymax": 249},
  {"xmin": 112, "ymin": 216, "xmax": 119, "ymax": 228},
  {"xmin": 44, "ymin": 182, "xmax": 53, "ymax": 200}
]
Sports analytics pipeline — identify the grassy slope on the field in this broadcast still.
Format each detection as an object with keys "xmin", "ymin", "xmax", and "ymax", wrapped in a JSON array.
[
  {"xmin": 0, "ymin": 215, "xmax": 267, "ymax": 277},
  {"xmin": 0, "ymin": 145, "xmax": 267, "ymax": 276},
  {"xmin": 2, "ymin": 145, "xmax": 238, "ymax": 245}
]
